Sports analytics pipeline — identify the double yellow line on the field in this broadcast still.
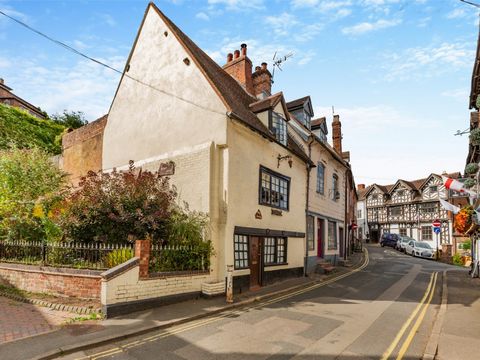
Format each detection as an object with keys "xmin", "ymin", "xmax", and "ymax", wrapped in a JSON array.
[
  {"xmin": 381, "ymin": 271, "xmax": 438, "ymax": 360},
  {"xmin": 75, "ymin": 249, "xmax": 370, "ymax": 360}
]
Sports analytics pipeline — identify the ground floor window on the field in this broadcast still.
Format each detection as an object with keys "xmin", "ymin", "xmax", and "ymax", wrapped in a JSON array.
[
  {"xmin": 307, "ymin": 216, "xmax": 315, "ymax": 251},
  {"xmin": 421, "ymin": 226, "xmax": 432, "ymax": 241},
  {"xmin": 234, "ymin": 235, "xmax": 249, "ymax": 270},
  {"xmin": 328, "ymin": 221, "xmax": 337, "ymax": 250},
  {"xmin": 264, "ymin": 237, "xmax": 287, "ymax": 265},
  {"xmin": 399, "ymin": 228, "xmax": 407, "ymax": 236}
]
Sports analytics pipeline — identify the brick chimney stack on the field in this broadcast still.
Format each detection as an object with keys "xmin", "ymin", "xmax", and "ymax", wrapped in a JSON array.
[
  {"xmin": 252, "ymin": 62, "xmax": 272, "ymax": 98},
  {"xmin": 223, "ymin": 44, "xmax": 254, "ymax": 95},
  {"xmin": 332, "ymin": 114, "xmax": 342, "ymax": 155},
  {"xmin": 357, "ymin": 184, "xmax": 365, "ymax": 190}
]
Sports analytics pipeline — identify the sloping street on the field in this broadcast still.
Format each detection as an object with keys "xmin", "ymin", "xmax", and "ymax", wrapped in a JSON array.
[{"xmin": 61, "ymin": 246, "xmax": 455, "ymax": 360}]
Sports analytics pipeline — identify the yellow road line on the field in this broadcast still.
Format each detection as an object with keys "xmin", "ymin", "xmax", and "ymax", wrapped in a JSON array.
[
  {"xmin": 380, "ymin": 272, "xmax": 436, "ymax": 360},
  {"xmin": 77, "ymin": 249, "xmax": 370, "ymax": 360},
  {"xmin": 396, "ymin": 272, "xmax": 437, "ymax": 360}
]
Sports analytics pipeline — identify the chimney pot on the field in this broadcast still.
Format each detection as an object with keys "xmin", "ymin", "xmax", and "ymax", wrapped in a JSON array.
[
  {"xmin": 0, "ymin": 78, "xmax": 3, "ymax": 84},
  {"xmin": 357, "ymin": 184, "xmax": 366, "ymax": 190},
  {"xmin": 227, "ymin": 53, "xmax": 233, "ymax": 62},
  {"xmin": 240, "ymin": 43, "xmax": 247, "ymax": 56},
  {"xmin": 234, "ymin": 50, "xmax": 240, "ymax": 59},
  {"xmin": 261, "ymin": 62, "xmax": 267, "ymax": 70},
  {"xmin": 255, "ymin": 66, "xmax": 261, "ymax": 71}
]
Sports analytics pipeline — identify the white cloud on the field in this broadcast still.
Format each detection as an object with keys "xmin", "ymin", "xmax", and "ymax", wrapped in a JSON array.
[
  {"xmin": 382, "ymin": 42, "xmax": 475, "ymax": 81},
  {"xmin": 195, "ymin": 12, "xmax": 210, "ymax": 21},
  {"xmin": 441, "ymin": 88, "xmax": 468, "ymax": 101},
  {"xmin": 342, "ymin": 18, "xmax": 401, "ymax": 35},
  {"xmin": 446, "ymin": 8, "xmax": 466, "ymax": 20},
  {"xmin": 265, "ymin": 12, "xmax": 298, "ymax": 36},
  {"xmin": 207, "ymin": 0, "xmax": 264, "ymax": 11},
  {"xmin": 293, "ymin": 23, "xmax": 324, "ymax": 42},
  {"xmin": 100, "ymin": 14, "xmax": 116, "ymax": 27},
  {"xmin": 1, "ymin": 55, "xmax": 124, "ymax": 120}
]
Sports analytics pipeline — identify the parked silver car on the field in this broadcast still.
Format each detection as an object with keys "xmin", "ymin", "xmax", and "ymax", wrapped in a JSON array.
[
  {"xmin": 405, "ymin": 241, "xmax": 436, "ymax": 259},
  {"xmin": 396, "ymin": 236, "xmax": 414, "ymax": 252}
]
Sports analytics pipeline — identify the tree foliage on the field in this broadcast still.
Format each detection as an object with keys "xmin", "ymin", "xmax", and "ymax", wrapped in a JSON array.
[
  {"xmin": 0, "ymin": 147, "xmax": 67, "ymax": 241},
  {"xmin": 50, "ymin": 110, "xmax": 88, "ymax": 130},
  {"xmin": 0, "ymin": 104, "xmax": 65, "ymax": 154},
  {"xmin": 59, "ymin": 162, "xmax": 178, "ymax": 244}
]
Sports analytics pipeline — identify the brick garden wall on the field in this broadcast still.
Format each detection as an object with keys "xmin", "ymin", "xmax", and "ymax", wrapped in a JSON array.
[{"xmin": 0, "ymin": 263, "xmax": 102, "ymax": 299}]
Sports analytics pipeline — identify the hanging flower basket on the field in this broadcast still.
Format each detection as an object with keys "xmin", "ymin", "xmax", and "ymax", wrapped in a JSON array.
[
  {"xmin": 464, "ymin": 178, "xmax": 476, "ymax": 189},
  {"xmin": 455, "ymin": 206, "xmax": 474, "ymax": 235},
  {"xmin": 465, "ymin": 163, "xmax": 479, "ymax": 175},
  {"xmin": 470, "ymin": 128, "xmax": 480, "ymax": 146}
]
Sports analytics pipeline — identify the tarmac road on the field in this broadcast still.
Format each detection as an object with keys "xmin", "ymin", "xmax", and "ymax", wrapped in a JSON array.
[{"xmin": 61, "ymin": 245, "xmax": 454, "ymax": 360}]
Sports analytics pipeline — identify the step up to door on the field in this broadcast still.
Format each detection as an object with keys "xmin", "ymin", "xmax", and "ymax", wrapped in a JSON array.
[{"xmin": 315, "ymin": 263, "xmax": 336, "ymax": 275}]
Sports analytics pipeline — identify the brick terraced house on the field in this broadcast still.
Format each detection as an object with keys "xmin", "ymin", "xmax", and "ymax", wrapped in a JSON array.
[{"xmin": 0, "ymin": 78, "xmax": 46, "ymax": 119}]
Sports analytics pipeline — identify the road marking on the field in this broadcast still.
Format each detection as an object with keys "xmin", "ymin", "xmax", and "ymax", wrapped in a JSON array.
[
  {"xmin": 380, "ymin": 272, "xmax": 436, "ymax": 360},
  {"xmin": 396, "ymin": 272, "xmax": 437, "ymax": 360},
  {"xmin": 75, "ymin": 249, "xmax": 370, "ymax": 360}
]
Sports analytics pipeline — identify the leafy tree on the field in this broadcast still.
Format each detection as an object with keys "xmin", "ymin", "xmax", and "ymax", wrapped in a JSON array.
[
  {"xmin": 0, "ymin": 147, "xmax": 67, "ymax": 241},
  {"xmin": 50, "ymin": 110, "xmax": 88, "ymax": 129}
]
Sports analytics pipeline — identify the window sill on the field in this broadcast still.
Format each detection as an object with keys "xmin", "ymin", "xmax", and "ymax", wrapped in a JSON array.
[{"xmin": 264, "ymin": 262, "xmax": 288, "ymax": 267}]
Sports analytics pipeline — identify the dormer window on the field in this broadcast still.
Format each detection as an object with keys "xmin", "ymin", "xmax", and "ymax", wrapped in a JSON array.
[{"xmin": 271, "ymin": 111, "xmax": 287, "ymax": 146}]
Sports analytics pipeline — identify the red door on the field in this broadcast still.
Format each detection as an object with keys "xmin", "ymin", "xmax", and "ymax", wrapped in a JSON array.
[
  {"xmin": 317, "ymin": 219, "xmax": 324, "ymax": 258},
  {"xmin": 249, "ymin": 236, "xmax": 262, "ymax": 290}
]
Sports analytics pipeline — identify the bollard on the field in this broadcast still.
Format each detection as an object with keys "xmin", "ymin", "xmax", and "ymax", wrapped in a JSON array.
[{"xmin": 226, "ymin": 265, "xmax": 234, "ymax": 303}]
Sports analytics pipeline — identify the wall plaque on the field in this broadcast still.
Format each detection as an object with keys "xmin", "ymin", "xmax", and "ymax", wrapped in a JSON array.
[
  {"xmin": 271, "ymin": 209, "xmax": 283, "ymax": 216},
  {"xmin": 158, "ymin": 161, "xmax": 175, "ymax": 176},
  {"xmin": 255, "ymin": 210, "xmax": 262, "ymax": 219}
]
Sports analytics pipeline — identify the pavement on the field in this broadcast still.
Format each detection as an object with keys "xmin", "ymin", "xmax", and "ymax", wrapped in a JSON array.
[
  {"xmin": 0, "ymin": 251, "xmax": 365, "ymax": 360},
  {"xmin": 0, "ymin": 296, "xmax": 79, "ymax": 344},
  {"xmin": 434, "ymin": 269, "xmax": 480, "ymax": 360}
]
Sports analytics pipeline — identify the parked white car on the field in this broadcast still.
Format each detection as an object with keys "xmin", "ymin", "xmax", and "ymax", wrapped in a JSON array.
[{"xmin": 405, "ymin": 241, "xmax": 436, "ymax": 259}]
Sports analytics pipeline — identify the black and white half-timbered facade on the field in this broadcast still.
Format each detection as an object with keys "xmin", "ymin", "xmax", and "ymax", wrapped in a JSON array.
[{"xmin": 360, "ymin": 173, "xmax": 461, "ymax": 245}]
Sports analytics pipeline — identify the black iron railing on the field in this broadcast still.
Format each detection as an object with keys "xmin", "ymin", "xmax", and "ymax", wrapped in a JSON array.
[{"xmin": 0, "ymin": 240, "xmax": 134, "ymax": 270}]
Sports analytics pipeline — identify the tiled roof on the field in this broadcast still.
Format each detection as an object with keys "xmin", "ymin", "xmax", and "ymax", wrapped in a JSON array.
[
  {"xmin": 286, "ymin": 96, "xmax": 310, "ymax": 110},
  {"xmin": 149, "ymin": 4, "xmax": 310, "ymax": 164},
  {"xmin": 311, "ymin": 117, "xmax": 326, "ymax": 128}
]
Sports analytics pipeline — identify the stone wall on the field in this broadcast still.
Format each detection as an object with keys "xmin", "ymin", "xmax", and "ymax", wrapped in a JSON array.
[{"xmin": 0, "ymin": 263, "xmax": 101, "ymax": 299}]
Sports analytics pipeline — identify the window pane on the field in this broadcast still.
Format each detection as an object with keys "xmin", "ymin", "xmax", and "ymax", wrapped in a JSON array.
[
  {"xmin": 307, "ymin": 216, "xmax": 315, "ymax": 250},
  {"xmin": 259, "ymin": 168, "xmax": 289, "ymax": 210},
  {"xmin": 234, "ymin": 235, "xmax": 249, "ymax": 269},
  {"xmin": 317, "ymin": 164, "xmax": 324, "ymax": 194},
  {"xmin": 328, "ymin": 221, "xmax": 337, "ymax": 249}
]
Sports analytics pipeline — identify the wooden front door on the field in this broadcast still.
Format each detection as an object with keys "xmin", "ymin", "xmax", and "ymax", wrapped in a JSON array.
[
  {"xmin": 317, "ymin": 219, "xmax": 324, "ymax": 258},
  {"xmin": 249, "ymin": 236, "xmax": 262, "ymax": 289}
]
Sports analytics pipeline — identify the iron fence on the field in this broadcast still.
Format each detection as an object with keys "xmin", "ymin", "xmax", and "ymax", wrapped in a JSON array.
[
  {"xmin": 0, "ymin": 240, "xmax": 134, "ymax": 270},
  {"xmin": 149, "ymin": 243, "xmax": 209, "ymax": 274}
]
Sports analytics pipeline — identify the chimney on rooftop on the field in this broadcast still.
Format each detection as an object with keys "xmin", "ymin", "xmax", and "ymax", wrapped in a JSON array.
[
  {"xmin": 357, "ymin": 184, "xmax": 366, "ymax": 190},
  {"xmin": 0, "ymin": 78, "xmax": 4, "ymax": 85},
  {"xmin": 252, "ymin": 62, "xmax": 272, "ymax": 98},
  {"xmin": 223, "ymin": 44, "xmax": 254, "ymax": 95},
  {"xmin": 332, "ymin": 114, "xmax": 342, "ymax": 155}
]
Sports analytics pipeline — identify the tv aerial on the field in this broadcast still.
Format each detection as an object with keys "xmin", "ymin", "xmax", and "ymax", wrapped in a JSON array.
[{"xmin": 271, "ymin": 51, "xmax": 293, "ymax": 82}]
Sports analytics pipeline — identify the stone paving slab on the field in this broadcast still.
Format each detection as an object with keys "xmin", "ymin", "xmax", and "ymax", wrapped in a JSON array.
[{"xmin": 0, "ymin": 296, "xmax": 79, "ymax": 344}]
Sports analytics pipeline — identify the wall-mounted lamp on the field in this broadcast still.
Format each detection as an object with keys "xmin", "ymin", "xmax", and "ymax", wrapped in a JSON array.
[{"xmin": 277, "ymin": 154, "xmax": 293, "ymax": 168}]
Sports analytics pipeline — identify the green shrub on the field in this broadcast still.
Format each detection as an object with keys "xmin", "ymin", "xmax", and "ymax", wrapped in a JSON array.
[
  {"xmin": 464, "ymin": 178, "xmax": 476, "ymax": 189},
  {"xmin": 0, "ymin": 104, "xmax": 65, "ymax": 154},
  {"xmin": 452, "ymin": 253, "xmax": 463, "ymax": 266},
  {"xmin": 105, "ymin": 248, "xmax": 134, "ymax": 268},
  {"xmin": 0, "ymin": 147, "xmax": 67, "ymax": 242},
  {"xmin": 462, "ymin": 240, "xmax": 472, "ymax": 251},
  {"xmin": 60, "ymin": 162, "xmax": 177, "ymax": 244}
]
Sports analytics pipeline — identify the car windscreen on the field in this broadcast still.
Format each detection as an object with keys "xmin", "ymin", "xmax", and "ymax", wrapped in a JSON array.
[{"xmin": 415, "ymin": 242, "xmax": 432, "ymax": 249}]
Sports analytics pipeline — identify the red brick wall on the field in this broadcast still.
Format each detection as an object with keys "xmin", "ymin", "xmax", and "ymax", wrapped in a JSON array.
[
  {"xmin": 62, "ymin": 115, "xmax": 107, "ymax": 184},
  {"xmin": 0, "ymin": 264, "xmax": 101, "ymax": 299}
]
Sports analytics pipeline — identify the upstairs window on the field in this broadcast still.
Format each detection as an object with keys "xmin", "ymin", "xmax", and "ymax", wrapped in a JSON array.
[
  {"xmin": 429, "ymin": 185, "xmax": 438, "ymax": 194},
  {"xmin": 260, "ymin": 167, "xmax": 290, "ymax": 210},
  {"xmin": 332, "ymin": 174, "xmax": 339, "ymax": 201},
  {"xmin": 271, "ymin": 112, "xmax": 287, "ymax": 146},
  {"xmin": 316, "ymin": 163, "xmax": 325, "ymax": 194}
]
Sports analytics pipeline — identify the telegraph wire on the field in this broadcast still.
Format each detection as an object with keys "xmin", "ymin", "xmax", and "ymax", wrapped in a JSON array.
[{"xmin": 0, "ymin": 9, "xmax": 225, "ymax": 116}]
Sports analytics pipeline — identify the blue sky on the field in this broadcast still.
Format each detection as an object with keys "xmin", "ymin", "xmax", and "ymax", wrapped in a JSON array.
[{"xmin": 0, "ymin": 0, "xmax": 477, "ymax": 185}]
